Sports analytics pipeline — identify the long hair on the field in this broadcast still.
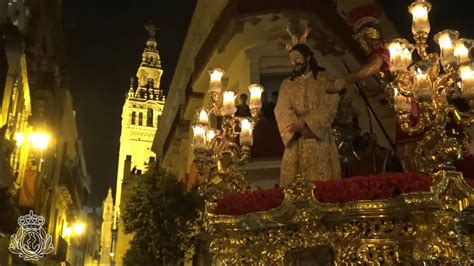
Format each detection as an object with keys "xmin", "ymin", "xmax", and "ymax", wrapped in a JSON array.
[{"xmin": 290, "ymin": 44, "xmax": 325, "ymax": 81}]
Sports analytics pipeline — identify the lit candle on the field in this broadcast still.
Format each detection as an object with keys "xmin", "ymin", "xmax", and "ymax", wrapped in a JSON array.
[
  {"xmin": 208, "ymin": 68, "xmax": 224, "ymax": 94},
  {"xmin": 240, "ymin": 119, "xmax": 253, "ymax": 145},
  {"xmin": 206, "ymin": 129, "xmax": 216, "ymax": 145},
  {"xmin": 454, "ymin": 39, "xmax": 472, "ymax": 64},
  {"xmin": 435, "ymin": 30, "xmax": 459, "ymax": 67},
  {"xmin": 389, "ymin": 39, "xmax": 411, "ymax": 72},
  {"xmin": 192, "ymin": 124, "xmax": 206, "ymax": 150},
  {"xmin": 248, "ymin": 84, "xmax": 264, "ymax": 110},
  {"xmin": 459, "ymin": 63, "xmax": 474, "ymax": 99},
  {"xmin": 413, "ymin": 69, "xmax": 432, "ymax": 100},
  {"xmin": 408, "ymin": 0, "xmax": 431, "ymax": 34},
  {"xmin": 388, "ymin": 41, "xmax": 402, "ymax": 72},
  {"xmin": 221, "ymin": 90, "xmax": 236, "ymax": 116},
  {"xmin": 394, "ymin": 88, "xmax": 412, "ymax": 113},
  {"xmin": 198, "ymin": 109, "xmax": 209, "ymax": 125},
  {"xmin": 401, "ymin": 46, "xmax": 413, "ymax": 70}
]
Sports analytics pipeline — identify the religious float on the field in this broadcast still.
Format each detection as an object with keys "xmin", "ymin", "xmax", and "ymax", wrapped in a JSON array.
[{"xmin": 191, "ymin": 1, "xmax": 474, "ymax": 264}]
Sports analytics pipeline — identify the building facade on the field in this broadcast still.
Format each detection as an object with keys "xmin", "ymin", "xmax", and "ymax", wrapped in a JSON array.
[
  {"xmin": 113, "ymin": 26, "xmax": 166, "ymax": 265},
  {"xmin": 0, "ymin": 1, "xmax": 92, "ymax": 265}
]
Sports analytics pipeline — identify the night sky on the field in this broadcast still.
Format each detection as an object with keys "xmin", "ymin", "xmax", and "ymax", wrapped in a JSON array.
[
  {"xmin": 62, "ymin": 1, "xmax": 196, "ymax": 206},
  {"xmin": 379, "ymin": 0, "xmax": 474, "ymax": 42},
  {"xmin": 61, "ymin": 1, "xmax": 474, "ymax": 207}
]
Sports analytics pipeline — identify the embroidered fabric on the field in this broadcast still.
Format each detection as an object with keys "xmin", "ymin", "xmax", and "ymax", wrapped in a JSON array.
[{"xmin": 275, "ymin": 73, "xmax": 341, "ymax": 186}]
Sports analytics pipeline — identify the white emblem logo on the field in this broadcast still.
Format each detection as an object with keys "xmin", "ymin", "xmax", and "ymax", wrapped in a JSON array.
[{"xmin": 8, "ymin": 210, "xmax": 55, "ymax": 261}]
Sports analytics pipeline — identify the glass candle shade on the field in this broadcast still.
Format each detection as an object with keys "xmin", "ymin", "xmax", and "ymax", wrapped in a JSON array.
[
  {"xmin": 389, "ymin": 39, "xmax": 412, "ymax": 72},
  {"xmin": 459, "ymin": 63, "xmax": 474, "ymax": 100},
  {"xmin": 239, "ymin": 118, "xmax": 253, "ymax": 145},
  {"xmin": 208, "ymin": 68, "xmax": 224, "ymax": 94},
  {"xmin": 434, "ymin": 30, "xmax": 459, "ymax": 67},
  {"xmin": 206, "ymin": 129, "xmax": 216, "ymax": 145},
  {"xmin": 248, "ymin": 84, "xmax": 264, "ymax": 110},
  {"xmin": 192, "ymin": 124, "xmax": 206, "ymax": 150},
  {"xmin": 221, "ymin": 90, "xmax": 236, "ymax": 116},
  {"xmin": 198, "ymin": 108, "xmax": 209, "ymax": 125},
  {"xmin": 408, "ymin": 0, "xmax": 431, "ymax": 35},
  {"xmin": 454, "ymin": 38, "xmax": 473, "ymax": 64}
]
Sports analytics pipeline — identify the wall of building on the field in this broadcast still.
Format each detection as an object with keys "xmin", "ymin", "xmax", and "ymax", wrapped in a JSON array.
[{"xmin": 0, "ymin": 1, "xmax": 92, "ymax": 265}]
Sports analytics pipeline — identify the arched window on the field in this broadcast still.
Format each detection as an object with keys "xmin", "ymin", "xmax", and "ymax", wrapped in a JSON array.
[
  {"xmin": 138, "ymin": 112, "xmax": 143, "ymax": 126},
  {"xmin": 147, "ymin": 108, "xmax": 153, "ymax": 127},
  {"xmin": 131, "ymin": 112, "xmax": 136, "ymax": 125}
]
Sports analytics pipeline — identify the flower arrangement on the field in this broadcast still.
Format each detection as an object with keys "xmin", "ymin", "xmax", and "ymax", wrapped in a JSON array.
[{"xmin": 213, "ymin": 172, "xmax": 474, "ymax": 216}]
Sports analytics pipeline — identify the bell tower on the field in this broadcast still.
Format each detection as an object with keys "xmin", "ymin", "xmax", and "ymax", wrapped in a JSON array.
[
  {"xmin": 100, "ymin": 188, "xmax": 114, "ymax": 265},
  {"xmin": 113, "ymin": 23, "xmax": 165, "ymax": 264}
]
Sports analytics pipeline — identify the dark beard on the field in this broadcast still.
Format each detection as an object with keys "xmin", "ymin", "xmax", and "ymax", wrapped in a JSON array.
[{"xmin": 292, "ymin": 61, "xmax": 308, "ymax": 77}]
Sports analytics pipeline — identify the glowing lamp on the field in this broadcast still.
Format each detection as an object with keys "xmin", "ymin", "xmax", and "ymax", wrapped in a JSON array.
[
  {"xmin": 208, "ymin": 68, "xmax": 224, "ymax": 94},
  {"xmin": 239, "ymin": 119, "xmax": 253, "ymax": 145},
  {"xmin": 248, "ymin": 84, "xmax": 264, "ymax": 110},
  {"xmin": 221, "ymin": 90, "xmax": 236, "ymax": 116},
  {"xmin": 459, "ymin": 63, "xmax": 474, "ymax": 99},
  {"xmin": 30, "ymin": 132, "xmax": 50, "ymax": 150},
  {"xmin": 206, "ymin": 129, "xmax": 216, "ymax": 145},
  {"xmin": 192, "ymin": 124, "xmax": 206, "ymax": 150},
  {"xmin": 389, "ymin": 39, "xmax": 412, "ymax": 72},
  {"xmin": 434, "ymin": 30, "xmax": 459, "ymax": 66},
  {"xmin": 408, "ymin": 0, "xmax": 431, "ymax": 34},
  {"xmin": 198, "ymin": 109, "xmax": 209, "ymax": 125},
  {"xmin": 454, "ymin": 39, "xmax": 473, "ymax": 64},
  {"xmin": 72, "ymin": 222, "xmax": 85, "ymax": 235}
]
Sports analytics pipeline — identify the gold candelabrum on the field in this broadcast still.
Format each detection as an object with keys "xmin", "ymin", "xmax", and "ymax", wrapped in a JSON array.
[
  {"xmin": 388, "ymin": 0, "xmax": 474, "ymax": 174},
  {"xmin": 192, "ymin": 68, "xmax": 264, "ymax": 201}
]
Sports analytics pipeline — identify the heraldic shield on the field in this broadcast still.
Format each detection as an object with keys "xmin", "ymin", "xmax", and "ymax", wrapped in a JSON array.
[{"xmin": 9, "ymin": 210, "xmax": 55, "ymax": 261}]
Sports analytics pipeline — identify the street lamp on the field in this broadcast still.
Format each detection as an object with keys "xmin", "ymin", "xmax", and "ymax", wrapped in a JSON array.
[
  {"xmin": 30, "ymin": 132, "xmax": 51, "ymax": 150},
  {"xmin": 72, "ymin": 222, "xmax": 86, "ymax": 236}
]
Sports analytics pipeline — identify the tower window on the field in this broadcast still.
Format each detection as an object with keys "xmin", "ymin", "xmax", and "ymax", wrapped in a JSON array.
[
  {"xmin": 131, "ymin": 112, "xmax": 136, "ymax": 125},
  {"xmin": 138, "ymin": 113, "xmax": 143, "ymax": 126},
  {"xmin": 147, "ymin": 109, "xmax": 153, "ymax": 127}
]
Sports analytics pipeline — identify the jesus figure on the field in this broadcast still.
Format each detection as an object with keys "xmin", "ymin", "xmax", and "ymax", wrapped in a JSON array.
[{"xmin": 275, "ymin": 43, "xmax": 346, "ymax": 186}]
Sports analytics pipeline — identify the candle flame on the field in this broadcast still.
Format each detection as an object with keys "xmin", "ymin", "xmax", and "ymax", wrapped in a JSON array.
[
  {"xmin": 241, "ymin": 119, "xmax": 251, "ymax": 131},
  {"xmin": 209, "ymin": 68, "xmax": 224, "ymax": 82},
  {"xmin": 199, "ymin": 109, "xmax": 208, "ymax": 124},
  {"xmin": 206, "ymin": 129, "xmax": 216, "ymax": 143},
  {"xmin": 410, "ymin": 3, "xmax": 428, "ymax": 19}
]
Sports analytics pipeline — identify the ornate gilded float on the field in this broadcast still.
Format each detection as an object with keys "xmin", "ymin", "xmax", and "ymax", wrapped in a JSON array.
[
  {"xmin": 194, "ymin": 0, "xmax": 474, "ymax": 264},
  {"xmin": 204, "ymin": 172, "xmax": 474, "ymax": 264}
]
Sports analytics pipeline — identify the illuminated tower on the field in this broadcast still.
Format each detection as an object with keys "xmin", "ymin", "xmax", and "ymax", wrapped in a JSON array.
[
  {"xmin": 113, "ymin": 23, "xmax": 165, "ymax": 265},
  {"xmin": 100, "ymin": 188, "xmax": 114, "ymax": 265}
]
